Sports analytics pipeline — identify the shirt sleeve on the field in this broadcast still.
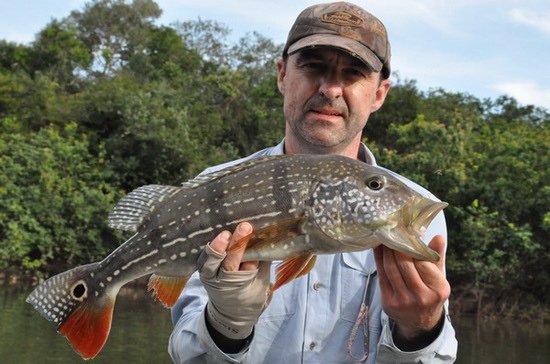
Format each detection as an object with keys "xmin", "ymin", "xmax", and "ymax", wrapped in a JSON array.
[
  {"xmin": 376, "ymin": 302, "xmax": 457, "ymax": 363},
  {"xmin": 168, "ymin": 272, "xmax": 250, "ymax": 364}
]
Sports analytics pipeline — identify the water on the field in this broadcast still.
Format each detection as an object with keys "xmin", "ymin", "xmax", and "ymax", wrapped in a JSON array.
[
  {"xmin": 453, "ymin": 313, "xmax": 549, "ymax": 363},
  {"xmin": 1, "ymin": 284, "xmax": 173, "ymax": 363},
  {"xmin": 1, "ymin": 285, "xmax": 548, "ymax": 363}
]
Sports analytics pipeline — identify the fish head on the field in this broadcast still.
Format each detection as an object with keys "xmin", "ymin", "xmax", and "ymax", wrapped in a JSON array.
[{"xmin": 314, "ymin": 165, "xmax": 446, "ymax": 261}]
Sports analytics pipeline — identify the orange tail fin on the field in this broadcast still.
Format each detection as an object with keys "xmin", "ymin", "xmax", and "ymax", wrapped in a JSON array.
[
  {"xmin": 58, "ymin": 296, "xmax": 115, "ymax": 359},
  {"xmin": 26, "ymin": 263, "xmax": 118, "ymax": 360}
]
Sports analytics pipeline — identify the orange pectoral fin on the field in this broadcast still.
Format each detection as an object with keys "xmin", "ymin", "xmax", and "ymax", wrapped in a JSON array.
[
  {"xmin": 272, "ymin": 253, "xmax": 317, "ymax": 292},
  {"xmin": 58, "ymin": 297, "xmax": 115, "ymax": 360},
  {"xmin": 148, "ymin": 274, "xmax": 190, "ymax": 308}
]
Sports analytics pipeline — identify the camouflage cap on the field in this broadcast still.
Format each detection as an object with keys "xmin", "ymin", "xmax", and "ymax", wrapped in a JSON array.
[{"xmin": 283, "ymin": 2, "xmax": 391, "ymax": 78}]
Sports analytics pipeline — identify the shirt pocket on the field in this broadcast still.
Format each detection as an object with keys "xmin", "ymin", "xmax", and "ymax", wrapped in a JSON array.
[
  {"xmin": 340, "ymin": 251, "xmax": 377, "ymax": 323},
  {"xmin": 257, "ymin": 261, "xmax": 297, "ymax": 323}
]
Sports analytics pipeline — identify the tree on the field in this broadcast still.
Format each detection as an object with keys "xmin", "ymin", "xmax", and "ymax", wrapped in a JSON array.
[
  {"xmin": 0, "ymin": 119, "xmax": 121, "ymax": 272},
  {"xmin": 66, "ymin": 0, "xmax": 162, "ymax": 76},
  {"xmin": 31, "ymin": 20, "xmax": 93, "ymax": 88}
]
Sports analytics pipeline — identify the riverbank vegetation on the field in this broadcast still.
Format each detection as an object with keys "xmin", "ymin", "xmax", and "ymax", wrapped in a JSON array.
[{"xmin": 1, "ymin": 0, "xmax": 548, "ymax": 321}]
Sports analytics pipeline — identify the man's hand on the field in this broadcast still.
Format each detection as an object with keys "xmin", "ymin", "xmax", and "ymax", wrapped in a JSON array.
[
  {"xmin": 198, "ymin": 222, "xmax": 272, "ymax": 351},
  {"xmin": 374, "ymin": 235, "xmax": 450, "ymax": 350}
]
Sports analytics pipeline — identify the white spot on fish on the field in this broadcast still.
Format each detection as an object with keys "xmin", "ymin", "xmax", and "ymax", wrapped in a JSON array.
[
  {"xmin": 188, "ymin": 227, "xmax": 214, "ymax": 239},
  {"xmin": 163, "ymin": 237, "xmax": 186, "ymax": 248},
  {"xmin": 106, "ymin": 276, "xmax": 112, "ymax": 282},
  {"xmin": 121, "ymin": 249, "xmax": 159, "ymax": 270},
  {"xmin": 113, "ymin": 270, "xmax": 120, "ymax": 276}
]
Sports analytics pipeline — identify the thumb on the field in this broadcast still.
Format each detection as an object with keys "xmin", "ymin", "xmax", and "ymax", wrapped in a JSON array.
[{"xmin": 428, "ymin": 235, "xmax": 446, "ymax": 271}]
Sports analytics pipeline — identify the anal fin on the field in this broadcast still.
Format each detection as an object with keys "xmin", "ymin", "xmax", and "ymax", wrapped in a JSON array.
[
  {"xmin": 148, "ymin": 274, "xmax": 190, "ymax": 308},
  {"xmin": 272, "ymin": 253, "xmax": 317, "ymax": 292}
]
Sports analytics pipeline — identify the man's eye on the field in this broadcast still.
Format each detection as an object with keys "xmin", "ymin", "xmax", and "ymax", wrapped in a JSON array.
[
  {"xmin": 301, "ymin": 62, "xmax": 324, "ymax": 71},
  {"xmin": 345, "ymin": 68, "xmax": 366, "ymax": 78}
]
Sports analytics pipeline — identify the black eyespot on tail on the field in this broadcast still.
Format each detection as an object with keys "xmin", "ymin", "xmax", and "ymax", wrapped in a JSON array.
[{"xmin": 70, "ymin": 280, "xmax": 88, "ymax": 301}]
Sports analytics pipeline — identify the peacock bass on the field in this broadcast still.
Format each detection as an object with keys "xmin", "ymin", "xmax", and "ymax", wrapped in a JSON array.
[{"xmin": 26, "ymin": 154, "xmax": 447, "ymax": 360}]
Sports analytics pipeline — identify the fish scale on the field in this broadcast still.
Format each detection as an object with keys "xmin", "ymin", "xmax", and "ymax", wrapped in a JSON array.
[{"xmin": 26, "ymin": 154, "xmax": 447, "ymax": 360}]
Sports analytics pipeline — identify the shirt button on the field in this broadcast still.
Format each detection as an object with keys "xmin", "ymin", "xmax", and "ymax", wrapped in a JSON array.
[
  {"xmin": 312, "ymin": 282, "xmax": 322, "ymax": 291},
  {"xmin": 309, "ymin": 341, "xmax": 316, "ymax": 350}
]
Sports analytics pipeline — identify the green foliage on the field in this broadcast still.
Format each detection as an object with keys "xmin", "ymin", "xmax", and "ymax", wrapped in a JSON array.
[
  {"xmin": 0, "ymin": 120, "xmax": 121, "ymax": 272},
  {"xmin": 67, "ymin": 0, "xmax": 162, "ymax": 76},
  {"xmin": 0, "ymin": 71, "xmax": 61, "ymax": 130},
  {"xmin": 0, "ymin": 40, "xmax": 33, "ymax": 72},
  {"xmin": 31, "ymin": 20, "xmax": 93, "ymax": 86},
  {"xmin": 373, "ymin": 97, "xmax": 549, "ymax": 303},
  {"xmin": 451, "ymin": 200, "xmax": 539, "ymax": 287}
]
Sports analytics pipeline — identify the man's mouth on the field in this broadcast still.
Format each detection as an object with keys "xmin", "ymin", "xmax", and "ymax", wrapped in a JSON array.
[{"xmin": 311, "ymin": 107, "xmax": 342, "ymax": 116}]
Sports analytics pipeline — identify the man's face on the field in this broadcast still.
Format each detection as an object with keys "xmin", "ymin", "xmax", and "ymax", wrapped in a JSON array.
[{"xmin": 277, "ymin": 47, "xmax": 390, "ymax": 156}]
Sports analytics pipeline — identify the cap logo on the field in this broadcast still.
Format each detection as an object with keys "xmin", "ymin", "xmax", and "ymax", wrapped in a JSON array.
[{"xmin": 321, "ymin": 11, "xmax": 363, "ymax": 27}]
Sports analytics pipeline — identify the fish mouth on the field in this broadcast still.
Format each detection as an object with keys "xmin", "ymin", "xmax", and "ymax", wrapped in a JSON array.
[{"xmin": 382, "ymin": 195, "xmax": 448, "ymax": 262}]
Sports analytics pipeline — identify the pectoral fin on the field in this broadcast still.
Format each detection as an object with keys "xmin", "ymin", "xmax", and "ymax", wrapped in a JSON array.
[{"xmin": 272, "ymin": 253, "xmax": 317, "ymax": 292}]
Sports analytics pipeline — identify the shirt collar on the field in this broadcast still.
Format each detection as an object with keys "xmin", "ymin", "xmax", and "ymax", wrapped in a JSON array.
[{"xmin": 274, "ymin": 139, "xmax": 377, "ymax": 166}]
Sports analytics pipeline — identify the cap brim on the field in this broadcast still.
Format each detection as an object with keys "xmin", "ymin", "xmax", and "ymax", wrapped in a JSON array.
[{"xmin": 287, "ymin": 34, "xmax": 383, "ymax": 72}]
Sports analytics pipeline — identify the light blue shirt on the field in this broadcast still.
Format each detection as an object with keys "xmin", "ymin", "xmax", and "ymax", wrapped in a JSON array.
[{"xmin": 169, "ymin": 140, "xmax": 457, "ymax": 363}]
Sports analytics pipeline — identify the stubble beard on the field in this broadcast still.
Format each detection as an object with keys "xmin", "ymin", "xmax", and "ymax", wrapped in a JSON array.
[
  {"xmin": 287, "ymin": 95, "xmax": 352, "ymax": 152},
  {"xmin": 287, "ymin": 115, "xmax": 361, "ymax": 155}
]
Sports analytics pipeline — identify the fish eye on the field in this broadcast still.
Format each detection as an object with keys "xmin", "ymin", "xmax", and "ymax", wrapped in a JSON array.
[{"xmin": 366, "ymin": 176, "xmax": 384, "ymax": 191}]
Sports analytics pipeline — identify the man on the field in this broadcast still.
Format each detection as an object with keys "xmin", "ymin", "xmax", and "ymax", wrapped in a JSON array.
[{"xmin": 169, "ymin": 2, "xmax": 457, "ymax": 363}]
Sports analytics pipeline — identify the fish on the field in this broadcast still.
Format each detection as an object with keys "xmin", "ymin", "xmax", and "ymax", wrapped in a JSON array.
[{"xmin": 26, "ymin": 154, "xmax": 447, "ymax": 360}]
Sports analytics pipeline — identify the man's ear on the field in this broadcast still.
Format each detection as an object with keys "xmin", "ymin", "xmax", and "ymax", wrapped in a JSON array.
[
  {"xmin": 276, "ymin": 59, "xmax": 286, "ymax": 95},
  {"xmin": 371, "ymin": 78, "xmax": 391, "ymax": 113}
]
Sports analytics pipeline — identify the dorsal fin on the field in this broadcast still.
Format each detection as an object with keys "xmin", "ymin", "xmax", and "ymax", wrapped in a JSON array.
[
  {"xmin": 181, "ymin": 155, "xmax": 287, "ymax": 189},
  {"xmin": 107, "ymin": 184, "xmax": 180, "ymax": 232}
]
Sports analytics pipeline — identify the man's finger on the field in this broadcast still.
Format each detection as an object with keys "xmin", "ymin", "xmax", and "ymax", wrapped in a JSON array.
[
  {"xmin": 198, "ymin": 244, "xmax": 227, "ymax": 280},
  {"xmin": 374, "ymin": 246, "xmax": 395, "ymax": 300},
  {"xmin": 223, "ymin": 222, "xmax": 253, "ymax": 271},
  {"xmin": 240, "ymin": 261, "xmax": 260, "ymax": 271},
  {"xmin": 209, "ymin": 230, "xmax": 231, "ymax": 254},
  {"xmin": 427, "ymin": 235, "xmax": 446, "ymax": 271}
]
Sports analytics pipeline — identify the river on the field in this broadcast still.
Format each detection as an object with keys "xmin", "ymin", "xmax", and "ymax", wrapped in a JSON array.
[{"xmin": 1, "ymin": 285, "xmax": 548, "ymax": 363}]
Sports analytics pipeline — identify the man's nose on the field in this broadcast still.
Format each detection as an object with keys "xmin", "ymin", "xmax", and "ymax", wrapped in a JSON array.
[{"xmin": 318, "ymin": 75, "xmax": 343, "ymax": 99}]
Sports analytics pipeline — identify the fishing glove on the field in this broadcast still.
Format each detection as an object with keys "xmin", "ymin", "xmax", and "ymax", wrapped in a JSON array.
[{"xmin": 198, "ymin": 244, "xmax": 272, "ymax": 340}]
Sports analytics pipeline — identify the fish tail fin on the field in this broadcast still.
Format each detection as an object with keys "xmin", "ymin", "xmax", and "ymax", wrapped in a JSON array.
[{"xmin": 26, "ymin": 263, "xmax": 118, "ymax": 360}]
